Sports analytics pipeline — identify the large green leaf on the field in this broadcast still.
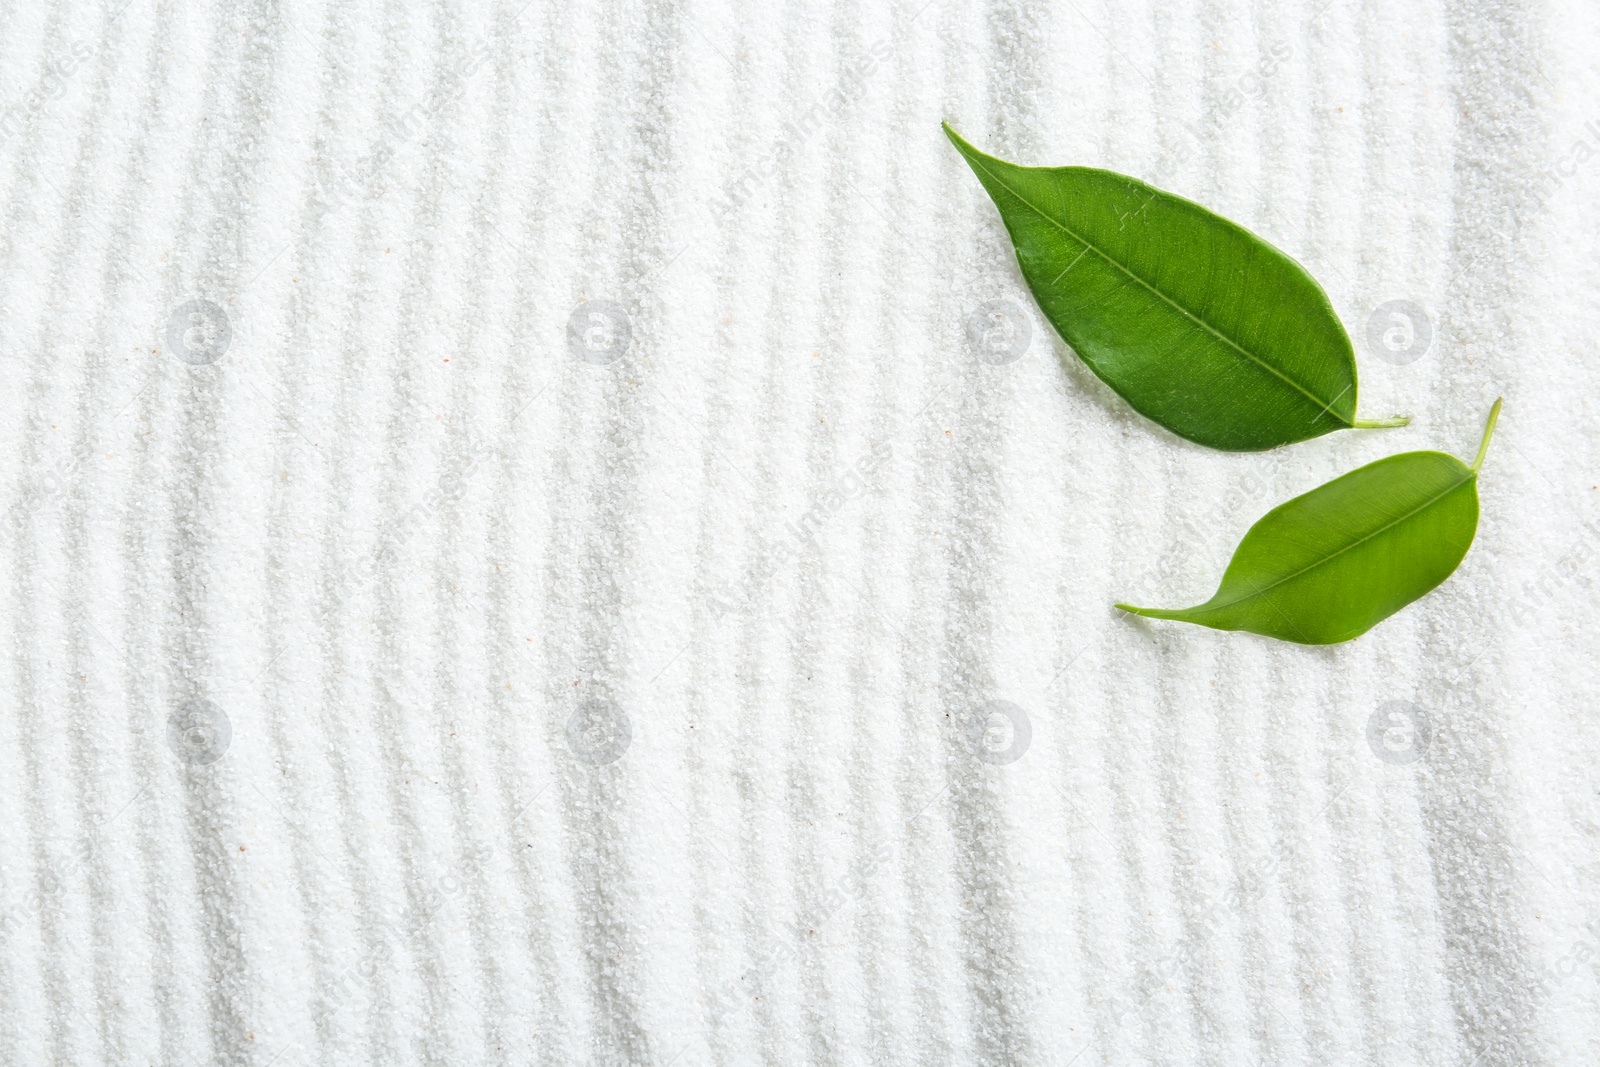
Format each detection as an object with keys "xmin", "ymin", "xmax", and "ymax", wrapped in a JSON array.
[
  {"xmin": 944, "ymin": 123, "xmax": 1406, "ymax": 451},
  {"xmin": 1117, "ymin": 400, "xmax": 1501, "ymax": 644}
]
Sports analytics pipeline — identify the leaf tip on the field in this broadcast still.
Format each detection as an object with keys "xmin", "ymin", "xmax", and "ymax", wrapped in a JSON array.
[
  {"xmin": 1472, "ymin": 397, "xmax": 1503, "ymax": 473},
  {"xmin": 941, "ymin": 121, "xmax": 977, "ymax": 157},
  {"xmin": 1116, "ymin": 602, "xmax": 1197, "ymax": 623}
]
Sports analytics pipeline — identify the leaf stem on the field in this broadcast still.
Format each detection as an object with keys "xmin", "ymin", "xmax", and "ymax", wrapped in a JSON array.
[
  {"xmin": 1471, "ymin": 397, "xmax": 1503, "ymax": 473},
  {"xmin": 1352, "ymin": 416, "xmax": 1410, "ymax": 428}
]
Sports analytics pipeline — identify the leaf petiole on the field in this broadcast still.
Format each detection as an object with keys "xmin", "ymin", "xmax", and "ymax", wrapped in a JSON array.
[
  {"xmin": 1471, "ymin": 397, "xmax": 1503, "ymax": 474},
  {"xmin": 1352, "ymin": 416, "xmax": 1410, "ymax": 428}
]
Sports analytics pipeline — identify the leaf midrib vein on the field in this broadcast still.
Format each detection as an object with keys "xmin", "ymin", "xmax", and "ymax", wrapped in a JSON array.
[
  {"xmin": 967, "ymin": 154, "xmax": 1344, "ymax": 420},
  {"xmin": 1208, "ymin": 470, "xmax": 1473, "ymax": 612}
]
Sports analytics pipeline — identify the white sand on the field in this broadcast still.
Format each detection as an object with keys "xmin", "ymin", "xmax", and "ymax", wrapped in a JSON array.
[{"xmin": 0, "ymin": 0, "xmax": 1597, "ymax": 1063}]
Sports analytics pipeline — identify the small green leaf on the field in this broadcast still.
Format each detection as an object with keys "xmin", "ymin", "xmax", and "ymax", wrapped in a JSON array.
[
  {"xmin": 1117, "ymin": 400, "xmax": 1501, "ymax": 645},
  {"xmin": 944, "ymin": 123, "xmax": 1407, "ymax": 452}
]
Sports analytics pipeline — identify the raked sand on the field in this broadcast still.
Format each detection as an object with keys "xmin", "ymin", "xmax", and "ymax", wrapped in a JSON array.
[{"xmin": 0, "ymin": 0, "xmax": 1598, "ymax": 1063}]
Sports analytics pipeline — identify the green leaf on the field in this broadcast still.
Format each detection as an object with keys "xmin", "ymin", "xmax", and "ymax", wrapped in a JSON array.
[
  {"xmin": 944, "ymin": 123, "xmax": 1407, "ymax": 452},
  {"xmin": 1116, "ymin": 400, "xmax": 1501, "ymax": 645}
]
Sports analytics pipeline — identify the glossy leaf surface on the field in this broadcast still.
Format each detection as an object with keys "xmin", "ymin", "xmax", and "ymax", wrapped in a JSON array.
[
  {"xmin": 945, "ymin": 123, "xmax": 1405, "ymax": 451},
  {"xmin": 1117, "ymin": 400, "xmax": 1501, "ymax": 644}
]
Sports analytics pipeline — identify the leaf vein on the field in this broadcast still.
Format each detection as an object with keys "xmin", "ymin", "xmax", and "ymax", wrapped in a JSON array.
[
  {"xmin": 1205, "ymin": 472, "xmax": 1473, "ymax": 612},
  {"xmin": 965, "ymin": 153, "xmax": 1344, "ymax": 421}
]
